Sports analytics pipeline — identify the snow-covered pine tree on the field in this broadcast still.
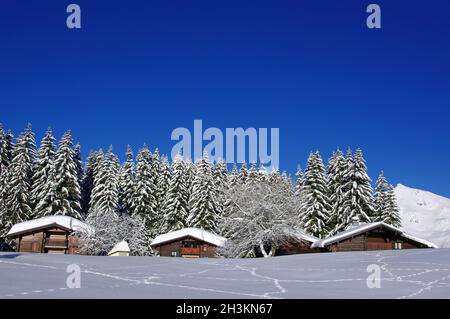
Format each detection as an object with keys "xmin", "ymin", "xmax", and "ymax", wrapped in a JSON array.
[
  {"xmin": 0, "ymin": 127, "xmax": 14, "ymax": 175},
  {"xmin": 247, "ymin": 162, "xmax": 259, "ymax": 183},
  {"xmin": 187, "ymin": 151, "xmax": 218, "ymax": 232},
  {"xmin": 294, "ymin": 164, "xmax": 303, "ymax": 196},
  {"xmin": 53, "ymin": 131, "xmax": 82, "ymax": 218},
  {"xmin": 74, "ymin": 144, "xmax": 83, "ymax": 191},
  {"xmin": 258, "ymin": 164, "xmax": 270, "ymax": 183},
  {"xmin": 268, "ymin": 169, "xmax": 282, "ymax": 186},
  {"xmin": 281, "ymin": 171, "xmax": 293, "ymax": 193},
  {"xmin": 132, "ymin": 145, "xmax": 159, "ymax": 238},
  {"xmin": 374, "ymin": 171, "xmax": 401, "ymax": 227},
  {"xmin": 32, "ymin": 128, "xmax": 56, "ymax": 217},
  {"xmin": 213, "ymin": 160, "xmax": 228, "ymax": 192},
  {"xmin": 33, "ymin": 162, "xmax": 59, "ymax": 217},
  {"xmin": 89, "ymin": 146, "xmax": 120, "ymax": 214},
  {"xmin": 326, "ymin": 149, "xmax": 347, "ymax": 234},
  {"xmin": 238, "ymin": 162, "xmax": 248, "ymax": 184},
  {"xmin": 184, "ymin": 158, "xmax": 195, "ymax": 211},
  {"xmin": 336, "ymin": 148, "xmax": 374, "ymax": 232},
  {"xmin": 158, "ymin": 155, "xmax": 171, "ymax": 217},
  {"xmin": 161, "ymin": 154, "xmax": 189, "ymax": 232},
  {"xmin": 4, "ymin": 124, "xmax": 37, "ymax": 226},
  {"xmin": 299, "ymin": 151, "xmax": 331, "ymax": 238},
  {"xmin": 0, "ymin": 167, "xmax": 11, "ymax": 237},
  {"xmin": 374, "ymin": 171, "xmax": 389, "ymax": 222},
  {"xmin": 81, "ymin": 150, "xmax": 103, "ymax": 215},
  {"xmin": 385, "ymin": 184, "xmax": 401, "ymax": 227},
  {"xmin": 0, "ymin": 125, "xmax": 5, "ymax": 175},
  {"xmin": 213, "ymin": 159, "xmax": 228, "ymax": 217},
  {"xmin": 227, "ymin": 164, "xmax": 239, "ymax": 187},
  {"xmin": 118, "ymin": 145, "xmax": 135, "ymax": 215}
]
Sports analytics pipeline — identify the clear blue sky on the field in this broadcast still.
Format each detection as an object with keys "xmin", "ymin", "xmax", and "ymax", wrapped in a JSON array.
[{"xmin": 1, "ymin": 0, "xmax": 449, "ymax": 196}]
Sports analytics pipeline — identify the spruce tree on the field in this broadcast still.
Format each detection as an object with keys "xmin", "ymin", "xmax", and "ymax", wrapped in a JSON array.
[
  {"xmin": 74, "ymin": 144, "xmax": 84, "ymax": 190},
  {"xmin": 247, "ymin": 162, "xmax": 259, "ymax": 183},
  {"xmin": 294, "ymin": 164, "xmax": 303, "ymax": 196},
  {"xmin": 213, "ymin": 160, "xmax": 228, "ymax": 217},
  {"xmin": 374, "ymin": 171, "xmax": 401, "ymax": 227},
  {"xmin": 374, "ymin": 171, "xmax": 389, "ymax": 222},
  {"xmin": 118, "ymin": 145, "xmax": 135, "ymax": 215},
  {"xmin": 238, "ymin": 162, "xmax": 248, "ymax": 184},
  {"xmin": 0, "ymin": 167, "xmax": 11, "ymax": 236},
  {"xmin": 258, "ymin": 164, "xmax": 270, "ymax": 183},
  {"xmin": 90, "ymin": 147, "xmax": 120, "ymax": 214},
  {"xmin": 132, "ymin": 145, "xmax": 158, "ymax": 238},
  {"xmin": 228, "ymin": 164, "xmax": 239, "ymax": 187},
  {"xmin": 34, "ymin": 163, "xmax": 59, "ymax": 217},
  {"xmin": 4, "ymin": 125, "xmax": 36, "ymax": 225},
  {"xmin": 299, "ymin": 151, "xmax": 331, "ymax": 238},
  {"xmin": 336, "ymin": 148, "xmax": 374, "ymax": 232},
  {"xmin": 161, "ymin": 154, "xmax": 189, "ymax": 232},
  {"xmin": 385, "ymin": 184, "xmax": 401, "ymax": 227},
  {"xmin": 188, "ymin": 152, "xmax": 218, "ymax": 232},
  {"xmin": 32, "ymin": 128, "xmax": 56, "ymax": 216},
  {"xmin": 81, "ymin": 150, "xmax": 103, "ymax": 215},
  {"xmin": 326, "ymin": 149, "xmax": 347, "ymax": 234},
  {"xmin": 158, "ymin": 155, "xmax": 171, "ymax": 217},
  {"xmin": 53, "ymin": 131, "xmax": 82, "ymax": 218}
]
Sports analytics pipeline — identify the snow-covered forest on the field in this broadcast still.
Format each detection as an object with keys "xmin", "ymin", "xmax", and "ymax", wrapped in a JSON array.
[{"xmin": 0, "ymin": 124, "xmax": 401, "ymax": 256}]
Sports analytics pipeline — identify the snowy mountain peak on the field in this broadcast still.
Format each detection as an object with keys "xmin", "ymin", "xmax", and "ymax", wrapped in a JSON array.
[{"xmin": 395, "ymin": 184, "xmax": 450, "ymax": 248}]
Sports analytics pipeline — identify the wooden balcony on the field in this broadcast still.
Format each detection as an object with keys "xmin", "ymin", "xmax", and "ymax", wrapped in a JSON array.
[{"xmin": 181, "ymin": 247, "xmax": 201, "ymax": 256}]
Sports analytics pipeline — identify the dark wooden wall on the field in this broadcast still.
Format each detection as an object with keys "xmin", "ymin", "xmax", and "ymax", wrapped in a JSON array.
[
  {"xmin": 327, "ymin": 227, "xmax": 429, "ymax": 252},
  {"xmin": 276, "ymin": 241, "xmax": 317, "ymax": 256},
  {"xmin": 13, "ymin": 227, "xmax": 79, "ymax": 255},
  {"xmin": 155, "ymin": 236, "xmax": 219, "ymax": 258}
]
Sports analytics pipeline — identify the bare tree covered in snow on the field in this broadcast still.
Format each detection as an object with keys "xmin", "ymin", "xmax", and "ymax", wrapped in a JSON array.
[
  {"xmin": 219, "ymin": 179, "xmax": 300, "ymax": 258},
  {"xmin": 76, "ymin": 210, "xmax": 150, "ymax": 256}
]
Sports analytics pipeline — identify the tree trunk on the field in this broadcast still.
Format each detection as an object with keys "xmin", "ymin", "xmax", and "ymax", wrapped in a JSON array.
[
  {"xmin": 268, "ymin": 244, "xmax": 277, "ymax": 257},
  {"xmin": 259, "ymin": 242, "xmax": 269, "ymax": 258}
]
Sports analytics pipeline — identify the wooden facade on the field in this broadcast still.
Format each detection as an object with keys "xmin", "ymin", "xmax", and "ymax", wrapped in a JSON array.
[
  {"xmin": 153, "ymin": 236, "xmax": 220, "ymax": 258},
  {"xmin": 11, "ymin": 226, "xmax": 79, "ymax": 255},
  {"xmin": 321, "ymin": 226, "xmax": 432, "ymax": 252},
  {"xmin": 275, "ymin": 240, "xmax": 318, "ymax": 256}
]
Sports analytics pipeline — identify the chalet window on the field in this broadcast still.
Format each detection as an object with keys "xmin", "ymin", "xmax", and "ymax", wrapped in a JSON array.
[
  {"xmin": 182, "ymin": 240, "xmax": 200, "ymax": 248},
  {"xmin": 394, "ymin": 242, "xmax": 403, "ymax": 250},
  {"xmin": 203, "ymin": 246, "xmax": 207, "ymax": 252},
  {"xmin": 171, "ymin": 251, "xmax": 177, "ymax": 257}
]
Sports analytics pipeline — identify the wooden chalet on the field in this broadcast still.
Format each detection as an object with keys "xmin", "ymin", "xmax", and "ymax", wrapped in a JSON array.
[
  {"xmin": 150, "ymin": 228, "xmax": 226, "ymax": 258},
  {"xmin": 6, "ymin": 216, "xmax": 89, "ymax": 255},
  {"xmin": 311, "ymin": 222, "xmax": 438, "ymax": 252},
  {"xmin": 275, "ymin": 229, "xmax": 320, "ymax": 256}
]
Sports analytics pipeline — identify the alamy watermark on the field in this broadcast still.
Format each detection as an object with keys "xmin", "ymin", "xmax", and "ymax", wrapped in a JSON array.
[
  {"xmin": 171, "ymin": 120, "xmax": 279, "ymax": 170},
  {"xmin": 66, "ymin": 264, "xmax": 81, "ymax": 289},
  {"xmin": 366, "ymin": 264, "xmax": 381, "ymax": 289}
]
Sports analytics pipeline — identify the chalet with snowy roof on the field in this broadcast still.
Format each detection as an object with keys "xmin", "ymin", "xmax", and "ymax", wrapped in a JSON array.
[
  {"xmin": 150, "ymin": 228, "xmax": 227, "ymax": 258},
  {"xmin": 275, "ymin": 229, "xmax": 320, "ymax": 256},
  {"xmin": 311, "ymin": 222, "xmax": 438, "ymax": 252},
  {"xmin": 7, "ymin": 216, "xmax": 89, "ymax": 255}
]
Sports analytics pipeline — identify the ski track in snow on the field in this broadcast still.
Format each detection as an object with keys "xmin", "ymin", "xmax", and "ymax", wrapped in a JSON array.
[{"xmin": 1, "ymin": 249, "xmax": 450, "ymax": 299}]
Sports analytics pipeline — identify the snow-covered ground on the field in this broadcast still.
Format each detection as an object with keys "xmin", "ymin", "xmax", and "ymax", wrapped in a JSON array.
[
  {"xmin": 396, "ymin": 184, "xmax": 450, "ymax": 248},
  {"xmin": 1, "ymin": 249, "xmax": 449, "ymax": 299}
]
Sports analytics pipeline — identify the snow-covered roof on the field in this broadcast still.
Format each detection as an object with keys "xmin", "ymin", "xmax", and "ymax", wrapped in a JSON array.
[
  {"xmin": 401, "ymin": 233, "xmax": 439, "ymax": 249},
  {"xmin": 151, "ymin": 228, "xmax": 227, "ymax": 247},
  {"xmin": 287, "ymin": 228, "xmax": 320, "ymax": 243},
  {"xmin": 108, "ymin": 240, "xmax": 130, "ymax": 255},
  {"xmin": 311, "ymin": 222, "xmax": 438, "ymax": 248},
  {"xmin": 7, "ymin": 216, "xmax": 89, "ymax": 237}
]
